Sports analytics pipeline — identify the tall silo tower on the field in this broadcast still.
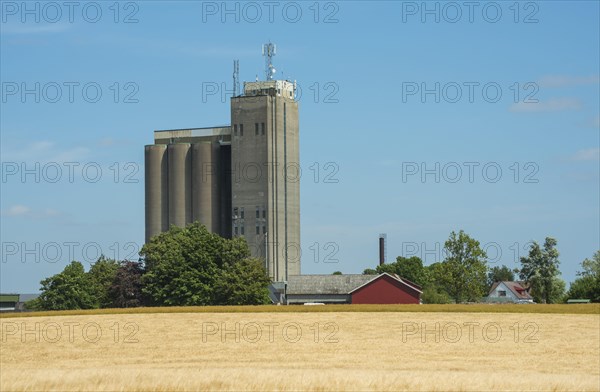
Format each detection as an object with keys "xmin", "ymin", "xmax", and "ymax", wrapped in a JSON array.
[
  {"xmin": 144, "ymin": 43, "xmax": 300, "ymax": 283},
  {"xmin": 230, "ymin": 43, "xmax": 300, "ymax": 281}
]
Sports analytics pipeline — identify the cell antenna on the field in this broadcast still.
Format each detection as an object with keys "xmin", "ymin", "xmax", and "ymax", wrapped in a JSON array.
[
  {"xmin": 233, "ymin": 59, "xmax": 240, "ymax": 97},
  {"xmin": 262, "ymin": 42, "xmax": 276, "ymax": 81}
]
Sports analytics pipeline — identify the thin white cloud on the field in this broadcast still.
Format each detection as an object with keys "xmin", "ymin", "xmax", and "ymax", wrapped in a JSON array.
[
  {"xmin": 509, "ymin": 98, "xmax": 582, "ymax": 113},
  {"xmin": 1, "ymin": 205, "xmax": 61, "ymax": 219},
  {"xmin": 570, "ymin": 148, "xmax": 600, "ymax": 162},
  {"xmin": 2, "ymin": 205, "xmax": 31, "ymax": 217},
  {"xmin": 98, "ymin": 138, "xmax": 116, "ymax": 147},
  {"xmin": 538, "ymin": 75, "xmax": 600, "ymax": 88},
  {"xmin": 42, "ymin": 208, "xmax": 60, "ymax": 217}
]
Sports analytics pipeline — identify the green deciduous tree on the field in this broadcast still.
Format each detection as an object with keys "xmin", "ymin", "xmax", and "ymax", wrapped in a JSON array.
[
  {"xmin": 567, "ymin": 276, "xmax": 598, "ymax": 302},
  {"xmin": 420, "ymin": 286, "xmax": 452, "ymax": 304},
  {"xmin": 214, "ymin": 258, "xmax": 271, "ymax": 305},
  {"xmin": 487, "ymin": 265, "xmax": 516, "ymax": 288},
  {"xmin": 35, "ymin": 261, "xmax": 98, "ymax": 310},
  {"xmin": 548, "ymin": 276, "xmax": 567, "ymax": 304},
  {"xmin": 140, "ymin": 222, "xmax": 271, "ymax": 306},
  {"xmin": 519, "ymin": 237, "xmax": 564, "ymax": 304},
  {"xmin": 437, "ymin": 230, "xmax": 488, "ymax": 303},
  {"xmin": 566, "ymin": 250, "xmax": 600, "ymax": 302},
  {"xmin": 375, "ymin": 256, "xmax": 426, "ymax": 286},
  {"xmin": 362, "ymin": 268, "xmax": 378, "ymax": 275},
  {"xmin": 88, "ymin": 256, "xmax": 120, "ymax": 308}
]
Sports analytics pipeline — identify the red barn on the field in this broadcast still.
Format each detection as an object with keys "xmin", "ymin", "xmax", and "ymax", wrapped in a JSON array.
[
  {"xmin": 350, "ymin": 273, "xmax": 421, "ymax": 304},
  {"xmin": 285, "ymin": 273, "xmax": 422, "ymax": 305}
]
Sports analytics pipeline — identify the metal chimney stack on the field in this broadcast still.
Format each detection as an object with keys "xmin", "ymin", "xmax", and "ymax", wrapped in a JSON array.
[{"xmin": 379, "ymin": 233, "xmax": 387, "ymax": 265}]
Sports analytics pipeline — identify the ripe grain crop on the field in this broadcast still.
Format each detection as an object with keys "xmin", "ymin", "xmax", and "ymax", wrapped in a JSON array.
[{"xmin": 1, "ymin": 310, "xmax": 598, "ymax": 391}]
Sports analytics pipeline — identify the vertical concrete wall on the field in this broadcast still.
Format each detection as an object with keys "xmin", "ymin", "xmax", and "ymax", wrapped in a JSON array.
[
  {"xmin": 267, "ymin": 95, "xmax": 301, "ymax": 280},
  {"xmin": 231, "ymin": 92, "xmax": 300, "ymax": 282},
  {"xmin": 281, "ymin": 97, "xmax": 300, "ymax": 278},
  {"xmin": 168, "ymin": 143, "xmax": 191, "ymax": 229},
  {"xmin": 231, "ymin": 95, "xmax": 270, "ymax": 277},
  {"xmin": 144, "ymin": 144, "xmax": 168, "ymax": 242}
]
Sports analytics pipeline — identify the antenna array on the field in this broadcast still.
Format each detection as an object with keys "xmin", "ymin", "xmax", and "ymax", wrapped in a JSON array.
[
  {"xmin": 233, "ymin": 59, "xmax": 240, "ymax": 97},
  {"xmin": 262, "ymin": 43, "xmax": 276, "ymax": 81}
]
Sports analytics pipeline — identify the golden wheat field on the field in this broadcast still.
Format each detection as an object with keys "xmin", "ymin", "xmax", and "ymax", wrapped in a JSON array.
[{"xmin": 1, "ymin": 308, "xmax": 599, "ymax": 391}]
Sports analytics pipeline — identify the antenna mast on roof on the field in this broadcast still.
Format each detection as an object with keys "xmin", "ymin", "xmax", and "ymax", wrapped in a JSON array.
[
  {"xmin": 233, "ymin": 59, "xmax": 240, "ymax": 97},
  {"xmin": 262, "ymin": 42, "xmax": 276, "ymax": 81}
]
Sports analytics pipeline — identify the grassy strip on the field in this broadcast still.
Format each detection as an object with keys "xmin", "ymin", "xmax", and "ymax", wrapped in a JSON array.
[{"xmin": 1, "ymin": 303, "xmax": 598, "ymax": 318}]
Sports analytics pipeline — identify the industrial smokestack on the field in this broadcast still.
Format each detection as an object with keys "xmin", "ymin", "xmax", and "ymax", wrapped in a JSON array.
[{"xmin": 379, "ymin": 234, "xmax": 386, "ymax": 265}]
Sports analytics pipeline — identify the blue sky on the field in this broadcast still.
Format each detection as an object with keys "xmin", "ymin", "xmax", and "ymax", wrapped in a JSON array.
[{"xmin": 1, "ymin": 1, "xmax": 599, "ymax": 293}]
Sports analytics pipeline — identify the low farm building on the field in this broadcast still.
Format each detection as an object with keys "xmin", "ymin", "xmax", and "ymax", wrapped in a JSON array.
[
  {"xmin": 0, "ymin": 293, "xmax": 40, "ymax": 312},
  {"xmin": 0, "ymin": 294, "xmax": 19, "ymax": 311},
  {"xmin": 285, "ymin": 273, "xmax": 422, "ymax": 304}
]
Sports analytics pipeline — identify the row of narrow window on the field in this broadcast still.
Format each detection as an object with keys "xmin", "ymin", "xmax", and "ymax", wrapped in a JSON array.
[
  {"xmin": 233, "ymin": 123, "xmax": 265, "ymax": 136},
  {"xmin": 232, "ymin": 206, "xmax": 266, "ymax": 236},
  {"xmin": 255, "ymin": 205, "xmax": 267, "ymax": 234}
]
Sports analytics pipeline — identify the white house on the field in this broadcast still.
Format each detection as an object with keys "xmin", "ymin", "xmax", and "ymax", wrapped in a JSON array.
[{"xmin": 488, "ymin": 281, "xmax": 534, "ymax": 303}]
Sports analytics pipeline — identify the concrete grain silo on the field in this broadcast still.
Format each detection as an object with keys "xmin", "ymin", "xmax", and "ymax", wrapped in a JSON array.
[
  {"xmin": 167, "ymin": 143, "xmax": 192, "ymax": 229},
  {"xmin": 192, "ymin": 142, "xmax": 220, "ymax": 233},
  {"xmin": 144, "ymin": 144, "xmax": 168, "ymax": 242},
  {"xmin": 144, "ymin": 45, "xmax": 300, "ymax": 283}
]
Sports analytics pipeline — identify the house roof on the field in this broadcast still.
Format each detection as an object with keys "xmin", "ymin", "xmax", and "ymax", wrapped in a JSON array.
[
  {"xmin": 349, "ymin": 273, "xmax": 423, "ymax": 294},
  {"xmin": 18, "ymin": 294, "xmax": 40, "ymax": 302},
  {"xmin": 489, "ymin": 281, "xmax": 533, "ymax": 300},
  {"xmin": 287, "ymin": 273, "xmax": 423, "ymax": 295},
  {"xmin": 0, "ymin": 294, "xmax": 19, "ymax": 302},
  {"xmin": 287, "ymin": 274, "xmax": 374, "ymax": 295}
]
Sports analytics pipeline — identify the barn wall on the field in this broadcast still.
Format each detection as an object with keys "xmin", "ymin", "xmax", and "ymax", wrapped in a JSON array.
[{"xmin": 351, "ymin": 275, "xmax": 420, "ymax": 304}]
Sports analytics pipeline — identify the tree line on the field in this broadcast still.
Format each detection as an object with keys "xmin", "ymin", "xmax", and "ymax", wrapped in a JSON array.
[
  {"xmin": 362, "ymin": 231, "xmax": 599, "ymax": 304},
  {"xmin": 27, "ymin": 225, "xmax": 599, "ymax": 310},
  {"xmin": 27, "ymin": 223, "xmax": 271, "ymax": 311}
]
